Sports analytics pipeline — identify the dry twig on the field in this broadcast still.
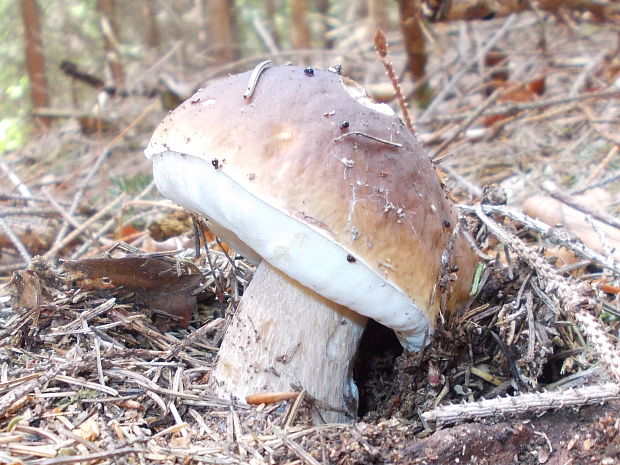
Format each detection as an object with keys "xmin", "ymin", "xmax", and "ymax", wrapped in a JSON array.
[{"xmin": 422, "ymin": 383, "xmax": 620, "ymax": 426}]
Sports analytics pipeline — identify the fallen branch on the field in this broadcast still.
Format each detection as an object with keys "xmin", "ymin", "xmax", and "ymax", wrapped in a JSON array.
[{"xmin": 422, "ymin": 383, "xmax": 620, "ymax": 426}]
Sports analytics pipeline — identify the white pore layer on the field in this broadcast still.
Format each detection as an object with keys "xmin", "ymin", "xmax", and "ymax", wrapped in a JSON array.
[{"xmin": 151, "ymin": 151, "xmax": 431, "ymax": 349}]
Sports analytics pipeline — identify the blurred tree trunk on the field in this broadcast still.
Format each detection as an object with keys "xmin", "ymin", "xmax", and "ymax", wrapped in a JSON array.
[
  {"xmin": 317, "ymin": 0, "xmax": 333, "ymax": 49},
  {"xmin": 143, "ymin": 0, "xmax": 160, "ymax": 52},
  {"xmin": 20, "ymin": 0, "xmax": 51, "ymax": 130},
  {"xmin": 265, "ymin": 0, "xmax": 281, "ymax": 48},
  {"xmin": 97, "ymin": 0, "xmax": 124, "ymax": 88},
  {"xmin": 291, "ymin": 0, "xmax": 311, "ymax": 49},
  {"xmin": 397, "ymin": 0, "xmax": 428, "ymax": 104},
  {"xmin": 206, "ymin": 0, "xmax": 238, "ymax": 65},
  {"xmin": 368, "ymin": 0, "xmax": 389, "ymax": 32}
]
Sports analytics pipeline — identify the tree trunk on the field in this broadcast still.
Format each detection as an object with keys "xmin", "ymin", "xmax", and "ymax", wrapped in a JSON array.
[
  {"xmin": 291, "ymin": 0, "xmax": 311, "ymax": 50},
  {"xmin": 317, "ymin": 0, "xmax": 333, "ymax": 49},
  {"xmin": 143, "ymin": 0, "xmax": 160, "ymax": 52},
  {"xmin": 265, "ymin": 0, "xmax": 281, "ymax": 48},
  {"xmin": 206, "ymin": 0, "xmax": 237, "ymax": 65},
  {"xmin": 20, "ymin": 0, "xmax": 51, "ymax": 130},
  {"xmin": 97, "ymin": 0, "xmax": 124, "ymax": 88},
  {"xmin": 397, "ymin": 0, "xmax": 428, "ymax": 103}
]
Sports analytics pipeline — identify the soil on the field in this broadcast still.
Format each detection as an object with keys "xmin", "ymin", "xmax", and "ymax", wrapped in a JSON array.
[{"xmin": 267, "ymin": 402, "xmax": 619, "ymax": 465}]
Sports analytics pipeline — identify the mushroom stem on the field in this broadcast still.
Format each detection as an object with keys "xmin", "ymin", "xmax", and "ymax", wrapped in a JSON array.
[{"xmin": 209, "ymin": 261, "xmax": 368, "ymax": 423}]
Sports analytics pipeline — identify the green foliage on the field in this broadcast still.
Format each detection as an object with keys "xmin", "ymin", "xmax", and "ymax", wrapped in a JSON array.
[
  {"xmin": 0, "ymin": 75, "xmax": 28, "ymax": 152},
  {"xmin": 0, "ymin": 1, "xmax": 28, "ymax": 150},
  {"xmin": 0, "ymin": 0, "xmax": 110, "ymax": 152},
  {"xmin": 0, "ymin": 118, "xmax": 25, "ymax": 153}
]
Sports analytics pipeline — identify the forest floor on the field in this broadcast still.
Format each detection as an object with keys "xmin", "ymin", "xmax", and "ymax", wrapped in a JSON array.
[{"xmin": 1, "ymin": 11, "xmax": 619, "ymax": 465}]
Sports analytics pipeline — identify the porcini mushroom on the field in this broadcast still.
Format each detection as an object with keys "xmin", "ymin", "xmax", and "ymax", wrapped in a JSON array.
[{"xmin": 145, "ymin": 65, "xmax": 476, "ymax": 423}]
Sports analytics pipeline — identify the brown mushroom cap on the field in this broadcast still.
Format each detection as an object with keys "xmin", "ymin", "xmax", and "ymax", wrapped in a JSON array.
[{"xmin": 145, "ymin": 65, "xmax": 474, "ymax": 348}]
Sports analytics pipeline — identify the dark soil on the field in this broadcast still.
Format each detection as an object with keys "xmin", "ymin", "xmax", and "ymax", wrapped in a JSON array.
[{"xmin": 274, "ymin": 401, "xmax": 619, "ymax": 465}]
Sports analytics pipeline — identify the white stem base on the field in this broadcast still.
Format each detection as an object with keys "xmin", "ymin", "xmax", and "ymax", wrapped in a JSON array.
[{"xmin": 209, "ymin": 262, "xmax": 368, "ymax": 423}]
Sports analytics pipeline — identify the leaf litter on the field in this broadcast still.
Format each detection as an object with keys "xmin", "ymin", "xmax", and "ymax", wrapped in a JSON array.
[{"xmin": 1, "ymin": 10, "xmax": 619, "ymax": 465}]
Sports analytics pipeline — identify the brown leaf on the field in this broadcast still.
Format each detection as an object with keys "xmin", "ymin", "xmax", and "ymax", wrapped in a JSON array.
[
  {"xmin": 62, "ymin": 256, "xmax": 203, "ymax": 329},
  {"xmin": 9, "ymin": 268, "xmax": 48, "ymax": 309}
]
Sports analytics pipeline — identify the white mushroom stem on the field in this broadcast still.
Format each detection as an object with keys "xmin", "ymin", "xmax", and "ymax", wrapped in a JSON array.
[{"xmin": 209, "ymin": 261, "xmax": 368, "ymax": 423}]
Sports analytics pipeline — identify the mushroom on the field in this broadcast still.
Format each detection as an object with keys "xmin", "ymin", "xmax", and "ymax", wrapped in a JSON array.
[{"xmin": 145, "ymin": 65, "xmax": 477, "ymax": 423}]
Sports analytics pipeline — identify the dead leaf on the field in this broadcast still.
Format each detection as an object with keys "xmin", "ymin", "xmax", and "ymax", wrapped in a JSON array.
[
  {"xmin": 9, "ymin": 269, "xmax": 47, "ymax": 309},
  {"xmin": 483, "ymin": 77, "xmax": 546, "ymax": 126},
  {"xmin": 62, "ymin": 256, "xmax": 203, "ymax": 329}
]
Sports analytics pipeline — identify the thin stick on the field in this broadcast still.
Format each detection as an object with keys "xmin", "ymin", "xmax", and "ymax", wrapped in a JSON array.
[
  {"xmin": 193, "ymin": 215, "xmax": 225, "ymax": 301},
  {"xmin": 0, "ymin": 263, "xmax": 28, "ymax": 273},
  {"xmin": 285, "ymin": 389, "xmax": 307, "ymax": 429},
  {"xmin": 252, "ymin": 11, "xmax": 280, "ymax": 56},
  {"xmin": 70, "ymin": 181, "xmax": 156, "ymax": 260},
  {"xmin": 582, "ymin": 103, "xmax": 620, "ymax": 146},
  {"xmin": 572, "ymin": 168, "xmax": 620, "ymax": 195},
  {"xmin": 0, "ymin": 360, "xmax": 81, "ymax": 415},
  {"xmin": 38, "ymin": 448, "xmax": 141, "ymax": 465},
  {"xmin": 0, "ymin": 216, "xmax": 31, "ymax": 263},
  {"xmin": 0, "ymin": 161, "xmax": 33, "ymax": 198},
  {"xmin": 441, "ymin": 165, "xmax": 483, "ymax": 197},
  {"xmin": 49, "ymin": 149, "xmax": 111, "ymax": 261},
  {"xmin": 49, "ymin": 100, "xmax": 158, "ymax": 261},
  {"xmin": 278, "ymin": 430, "xmax": 322, "ymax": 465},
  {"xmin": 334, "ymin": 131, "xmax": 402, "ymax": 148},
  {"xmin": 417, "ymin": 89, "xmax": 620, "ymax": 125},
  {"xmin": 41, "ymin": 187, "xmax": 84, "ymax": 230},
  {"xmin": 44, "ymin": 193, "xmax": 126, "ymax": 260},
  {"xmin": 577, "ymin": 145, "xmax": 619, "ymax": 191},
  {"xmin": 421, "ymin": 14, "xmax": 517, "ymax": 120},
  {"xmin": 430, "ymin": 86, "xmax": 503, "ymax": 160}
]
